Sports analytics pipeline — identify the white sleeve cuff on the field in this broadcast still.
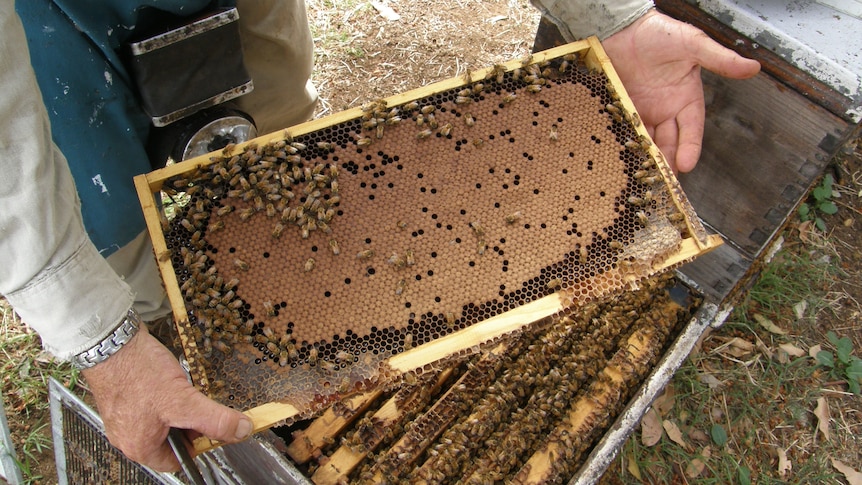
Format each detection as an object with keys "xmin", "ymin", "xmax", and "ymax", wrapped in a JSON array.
[
  {"xmin": 531, "ymin": 0, "xmax": 655, "ymax": 41},
  {"xmin": 5, "ymin": 239, "xmax": 135, "ymax": 361}
]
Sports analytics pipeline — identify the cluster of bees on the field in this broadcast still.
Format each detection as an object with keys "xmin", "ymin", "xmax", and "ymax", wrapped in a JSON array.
[
  {"xmin": 164, "ymin": 137, "xmax": 348, "ymax": 376},
  {"xmin": 289, "ymin": 273, "xmax": 693, "ymax": 484}
]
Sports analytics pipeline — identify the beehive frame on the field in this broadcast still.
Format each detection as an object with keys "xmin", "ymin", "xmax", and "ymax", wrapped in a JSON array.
[{"xmin": 134, "ymin": 37, "xmax": 721, "ymax": 451}]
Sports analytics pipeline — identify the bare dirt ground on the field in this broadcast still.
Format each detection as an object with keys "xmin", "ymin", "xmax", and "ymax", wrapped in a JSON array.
[{"xmin": 2, "ymin": 0, "xmax": 861, "ymax": 483}]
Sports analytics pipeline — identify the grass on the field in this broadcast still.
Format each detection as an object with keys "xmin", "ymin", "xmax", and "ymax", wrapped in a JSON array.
[
  {"xmin": 609, "ymin": 236, "xmax": 860, "ymax": 484},
  {"xmin": 1, "ymin": 299, "xmax": 79, "ymax": 484}
]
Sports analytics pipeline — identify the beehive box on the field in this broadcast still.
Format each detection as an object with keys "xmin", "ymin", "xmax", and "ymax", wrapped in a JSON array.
[{"xmin": 134, "ymin": 37, "xmax": 721, "ymax": 452}]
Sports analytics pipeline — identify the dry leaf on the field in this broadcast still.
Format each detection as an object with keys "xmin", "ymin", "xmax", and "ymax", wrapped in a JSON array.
[
  {"xmin": 688, "ymin": 428, "xmax": 710, "ymax": 444},
  {"xmin": 777, "ymin": 447, "xmax": 791, "ymax": 479},
  {"xmin": 814, "ymin": 397, "xmax": 831, "ymax": 441},
  {"xmin": 832, "ymin": 459, "xmax": 862, "ymax": 485},
  {"xmin": 779, "ymin": 343, "xmax": 806, "ymax": 358},
  {"xmin": 809, "ymin": 344, "xmax": 822, "ymax": 359},
  {"xmin": 652, "ymin": 384, "xmax": 676, "ymax": 416},
  {"xmin": 798, "ymin": 219, "xmax": 816, "ymax": 245},
  {"xmin": 753, "ymin": 313, "xmax": 788, "ymax": 335},
  {"xmin": 685, "ymin": 446, "xmax": 711, "ymax": 478},
  {"xmin": 718, "ymin": 337, "xmax": 755, "ymax": 358},
  {"xmin": 626, "ymin": 450, "xmax": 643, "ymax": 480},
  {"xmin": 699, "ymin": 372, "xmax": 723, "ymax": 389},
  {"xmin": 793, "ymin": 300, "xmax": 807, "ymax": 320},
  {"xmin": 662, "ymin": 419, "xmax": 690, "ymax": 451},
  {"xmin": 641, "ymin": 408, "xmax": 663, "ymax": 447}
]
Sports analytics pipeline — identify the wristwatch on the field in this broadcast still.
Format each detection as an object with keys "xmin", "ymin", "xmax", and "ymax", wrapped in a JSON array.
[{"xmin": 71, "ymin": 308, "xmax": 142, "ymax": 369}]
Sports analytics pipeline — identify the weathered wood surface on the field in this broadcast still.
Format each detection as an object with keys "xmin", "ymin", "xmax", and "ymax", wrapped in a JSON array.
[{"xmin": 679, "ymin": 70, "xmax": 847, "ymax": 257}]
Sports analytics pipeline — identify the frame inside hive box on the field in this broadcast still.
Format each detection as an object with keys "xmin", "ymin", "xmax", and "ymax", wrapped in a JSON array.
[{"xmin": 134, "ymin": 37, "xmax": 721, "ymax": 451}]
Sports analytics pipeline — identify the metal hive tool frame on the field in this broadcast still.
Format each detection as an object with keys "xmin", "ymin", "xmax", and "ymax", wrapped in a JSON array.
[{"xmin": 134, "ymin": 37, "xmax": 722, "ymax": 453}]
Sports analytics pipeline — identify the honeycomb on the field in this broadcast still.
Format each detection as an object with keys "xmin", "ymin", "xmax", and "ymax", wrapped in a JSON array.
[{"xmin": 142, "ymin": 40, "xmax": 716, "ymax": 430}]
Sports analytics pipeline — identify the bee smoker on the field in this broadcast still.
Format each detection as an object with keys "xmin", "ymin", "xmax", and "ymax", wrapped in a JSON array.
[{"xmin": 128, "ymin": 7, "xmax": 258, "ymax": 168}]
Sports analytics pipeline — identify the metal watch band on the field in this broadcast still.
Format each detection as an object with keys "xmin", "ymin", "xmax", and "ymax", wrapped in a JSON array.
[{"xmin": 71, "ymin": 309, "xmax": 142, "ymax": 369}]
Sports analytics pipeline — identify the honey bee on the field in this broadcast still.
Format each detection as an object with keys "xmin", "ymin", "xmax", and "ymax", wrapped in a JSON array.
[
  {"xmin": 262, "ymin": 301, "xmax": 276, "ymax": 317},
  {"xmin": 357, "ymin": 136, "xmax": 373, "ymax": 146},
  {"xmin": 420, "ymin": 105, "xmax": 436, "ymax": 115},
  {"xmin": 388, "ymin": 253, "xmax": 406, "ymax": 269},
  {"xmin": 439, "ymin": 123, "xmax": 453, "ymax": 137},
  {"xmin": 669, "ymin": 213, "xmax": 685, "ymax": 222},
  {"xmin": 278, "ymin": 350, "xmax": 290, "ymax": 366},
  {"xmin": 625, "ymin": 140, "xmax": 645, "ymax": 152},
  {"xmin": 304, "ymin": 258, "xmax": 316, "ymax": 272},
  {"xmin": 316, "ymin": 142, "xmax": 332, "ymax": 151},
  {"xmin": 472, "ymin": 138, "xmax": 484, "ymax": 148},
  {"xmin": 376, "ymin": 124, "xmax": 385, "ymax": 139},
  {"xmin": 180, "ymin": 218, "xmax": 195, "ymax": 232},
  {"xmin": 417, "ymin": 129, "xmax": 433, "ymax": 140},
  {"xmin": 608, "ymin": 240, "xmax": 624, "ymax": 250},
  {"xmin": 396, "ymin": 220, "xmax": 408, "ymax": 230},
  {"xmin": 158, "ymin": 249, "xmax": 171, "ymax": 263},
  {"xmin": 469, "ymin": 220, "xmax": 485, "ymax": 237},
  {"xmin": 505, "ymin": 211, "xmax": 522, "ymax": 224},
  {"xmin": 234, "ymin": 258, "xmax": 250, "ymax": 271},
  {"xmin": 455, "ymin": 96, "xmax": 472, "ymax": 105},
  {"xmin": 636, "ymin": 211, "xmax": 649, "ymax": 226},
  {"xmin": 330, "ymin": 180, "xmax": 339, "ymax": 193},
  {"xmin": 520, "ymin": 53, "xmax": 534, "ymax": 66},
  {"xmin": 502, "ymin": 93, "xmax": 517, "ymax": 104},
  {"xmin": 225, "ymin": 278, "xmax": 239, "ymax": 290},
  {"xmin": 266, "ymin": 203, "xmax": 276, "ymax": 218},
  {"xmin": 526, "ymin": 84, "xmax": 542, "ymax": 93},
  {"xmin": 403, "ymin": 333, "xmax": 413, "ymax": 350},
  {"xmin": 488, "ymin": 63, "xmax": 506, "ymax": 84},
  {"xmin": 415, "ymin": 114, "xmax": 425, "ymax": 127},
  {"xmin": 458, "ymin": 88, "xmax": 472, "ymax": 97},
  {"xmin": 385, "ymin": 115, "xmax": 401, "ymax": 126},
  {"xmin": 628, "ymin": 196, "xmax": 646, "ymax": 206},
  {"xmin": 395, "ymin": 278, "xmax": 406, "ymax": 296},
  {"xmin": 272, "ymin": 222, "xmax": 285, "ymax": 238},
  {"xmin": 427, "ymin": 113, "xmax": 438, "ymax": 129},
  {"xmin": 559, "ymin": 59, "xmax": 570, "ymax": 73},
  {"xmin": 579, "ymin": 246, "xmax": 589, "ymax": 264},
  {"xmin": 642, "ymin": 176, "xmax": 660, "ymax": 185},
  {"xmin": 212, "ymin": 340, "xmax": 232, "ymax": 355},
  {"xmin": 477, "ymin": 239, "xmax": 487, "ymax": 255},
  {"xmin": 632, "ymin": 112, "xmax": 642, "ymax": 127},
  {"xmin": 361, "ymin": 118, "xmax": 377, "ymax": 130},
  {"xmin": 405, "ymin": 248, "xmax": 415, "ymax": 266},
  {"xmin": 329, "ymin": 239, "xmax": 340, "ymax": 255},
  {"xmin": 547, "ymin": 278, "xmax": 562, "ymax": 289},
  {"xmin": 403, "ymin": 101, "xmax": 419, "ymax": 112},
  {"xmin": 445, "ymin": 312, "xmax": 456, "ymax": 328},
  {"xmin": 549, "ymin": 124, "xmax": 559, "ymax": 141},
  {"xmin": 215, "ymin": 204, "xmax": 233, "ymax": 217},
  {"xmin": 464, "ymin": 113, "xmax": 475, "ymax": 127},
  {"xmin": 207, "ymin": 220, "xmax": 224, "ymax": 233},
  {"xmin": 308, "ymin": 346, "xmax": 319, "ymax": 364}
]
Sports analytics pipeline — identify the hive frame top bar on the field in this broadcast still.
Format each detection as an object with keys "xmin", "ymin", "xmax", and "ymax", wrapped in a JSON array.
[{"xmin": 134, "ymin": 36, "xmax": 722, "ymax": 453}]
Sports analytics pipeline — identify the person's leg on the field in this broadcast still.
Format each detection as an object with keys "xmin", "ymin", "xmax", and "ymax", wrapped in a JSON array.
[
  {"xmin": 105, "ymin": 231, "xmax": 172, "ymax": 322},
  {"xmin": 234, "ymin": 0, "xmax": 318, "ymax": 134}
]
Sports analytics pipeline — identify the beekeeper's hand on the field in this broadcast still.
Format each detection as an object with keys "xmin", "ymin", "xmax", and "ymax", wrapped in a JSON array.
[
  {"xmin": 603, "ymin": 9, "xmax": 760, "ymax": 173},
  {"xmin": 82, "ymin": 325, "xmax": 253, "ymax": 471}
]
